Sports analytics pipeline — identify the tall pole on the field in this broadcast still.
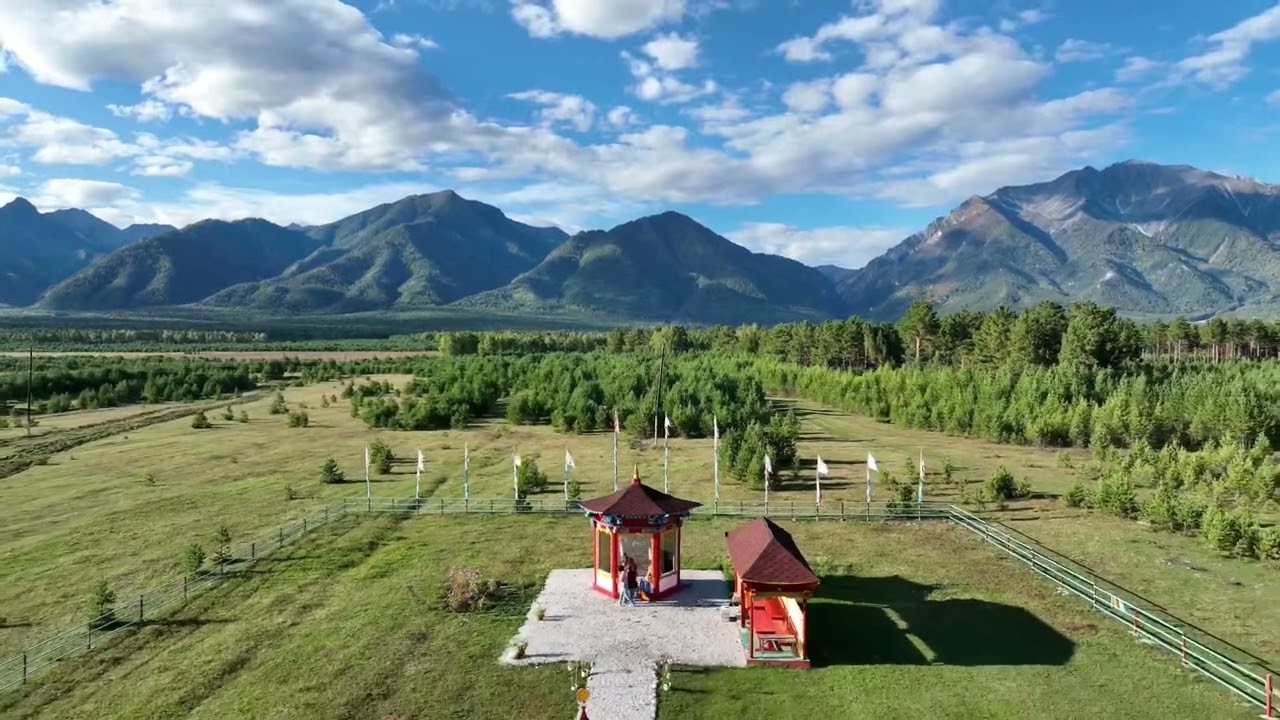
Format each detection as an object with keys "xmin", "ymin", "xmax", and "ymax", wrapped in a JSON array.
[
  {"xmin": 612, "ymin": 413, "xmax": 619, "ymax": 491},
  {"xmin": 662, "ymin": 426, "xmax": 669, "ymax": 493},
  {"xmin": 713, "ymin": 417, "xmax": 719, "ymax": 503},
  {"xmin": 25, "ymin": 341, "xmax": 33, "ymax": 436},
  {"xmin": 652, "ymin": 341, "xmax": 666, "ymax": 447}
]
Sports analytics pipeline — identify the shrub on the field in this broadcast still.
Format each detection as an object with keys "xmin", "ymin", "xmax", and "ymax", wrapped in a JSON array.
[
  {"xmin": 443, "ymin": 567, "xmax": 498, "ymax": 613},
  {"xmin": 516, "ymin": 458, "xmax": 549, "ymax": 494},
  {"xmin": 212, "ymin": 525, "xmax": 233, "ymax": 570},
  {"xmin": 190, "ymin": 410, "xmax": 212, "ymax": 429},
  {"xmin": 1258, "ymin": 528, "xmax": 1280, "ymax": 561},
  {"xmin": 287, "ymin": 410, "xmax": 309, "ymax": 428},
  {"xmin": 221, "ymin": 407, "xmax": 234, "ymax": 421},
  {"xmin": 320, "ymin": 395, "xmax": 330, "ymax": 408},
  {"xmin": 142, "ymin": 471, "xmax": 157, "ymax": 487},
  {"xmin": 1091, "ymin": 473, "xmax": 1139, "ymax": 518},
  {"xmin": 567, "ymin": 478, "xmax": 583, "ymax": 502},
  {"xmin": 984, "ymin": 466, "xmax": 1027, "ymax": 501},
  {"xmin": 369, "ymin": 438, "xmax": 394, "ymax": 473},
  {"xmin": 941, "ymin": 457, "xmax": 955, "ymax": 485},
  {"xmin": 1063, "ymin": 480, "xmax": 1088, "ymax": 508},
  {"xmin": 1056, "ymin": 451, "xmax": 1074, "ymax": 469},
  {"xmin": 320, "ymin": 457, "xmax": 345, "ymax": 484},
  {"xmin": 512, "ymin": 641, "xmax": 527, "ymax": 659},
  {"xmin": 269, "ymin": 393, "xmax": 288, "ymax": 415},
  {"xmin": 533, "ymin": 605, "xmax": 546, "ymax": 620},
  {"xmin": 181, "ymin": 543, "xmax": 206, "ymax": 575},
  {"xmin": 87, "ymin": 580, "xmax": 116, "ymax": 629},
  {"xmin": 284, "ymin": 484, "xmax": 298, "ymax": 501},
  {"xmin": 237, "ymin": 410, "xmax": 249, "ymax": 423}
]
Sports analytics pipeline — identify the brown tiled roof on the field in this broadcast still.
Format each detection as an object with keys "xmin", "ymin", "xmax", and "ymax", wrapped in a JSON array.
[
  {"xmin": 725, "ymin": 518, "xmax": 820, "ymax": 587},
  {"xmin": 579, "ymin": 468, "xmax": 702, "ymax": 517}
]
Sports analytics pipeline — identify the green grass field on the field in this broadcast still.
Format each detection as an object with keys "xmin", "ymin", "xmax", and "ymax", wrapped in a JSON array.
[
  {"xmin": 1, "ymin": 516, "xmax": 1254, "ymax": 719},
  {"xmin": 0, "ymin": 373, "xmax": 1275, "ymax": 716}
]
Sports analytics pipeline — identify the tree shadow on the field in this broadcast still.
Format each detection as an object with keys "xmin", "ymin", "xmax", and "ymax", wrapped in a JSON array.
[{"xmin": 808, "ymin": 575, "xmax": 1075, "ymax": 668}]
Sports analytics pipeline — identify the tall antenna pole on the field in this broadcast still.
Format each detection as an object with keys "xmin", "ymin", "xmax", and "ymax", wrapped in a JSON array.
[{"xmin": 25, "ymin": 337, "xmax": 33, "ymax": 436}]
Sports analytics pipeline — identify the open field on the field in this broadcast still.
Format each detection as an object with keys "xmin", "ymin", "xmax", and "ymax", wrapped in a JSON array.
[
  {"xmin": 1, "ymin": 516, "xmax": 1252, "ymax": 719},
  {"xmin": 0, "ymin": 404, "xmax": 167, "ymax": 439},
  {"xmin": 1, "ymin": 373, "xmax": 1275, "ymax": 676}
]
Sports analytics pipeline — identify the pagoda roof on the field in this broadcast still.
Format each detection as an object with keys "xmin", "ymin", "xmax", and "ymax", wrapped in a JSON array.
[
  {"xmin": 579, "ymin": 467, "xmax": 702, "ymax": 517},
  {"xmin": 725, "ymin": 518, "xmax": 820, "ymax": 588}
]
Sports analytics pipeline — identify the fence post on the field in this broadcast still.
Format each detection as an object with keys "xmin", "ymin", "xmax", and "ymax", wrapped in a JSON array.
[
  {"xmin": 138, "ymin": 594, "xmax": 144, "ymax": 623},
  {"xmin": 22, "ymin": 651, "xmax": 26, "ymax": 684},
  {"xmin": 279, "ymin": 527, "xmax": 284, "ymax": 548},
  {"xmin": 1265, "ymin": 673, "xmax": 1273, "ymax": 718},
  {"xmin": 1131, "ymin": 608, "xmax": 1139, "ymax": 635},
  {"xmin": 183, "ymin": 575, "xmax": 188, "ymax": 600},
  {"xmin": 440, "ymin": 499, "xmax": 445, "ymax": 515},
  {"xmin": 251, "ymin": 542, "xmax": 256, "ymax": 561},
  {"xmin": 840, "ymin": 501, "xmax": 845, "ymax": 521},
  {"xmin": 303, "ymin": 518, "xmax": 307, "ymax": 534}
]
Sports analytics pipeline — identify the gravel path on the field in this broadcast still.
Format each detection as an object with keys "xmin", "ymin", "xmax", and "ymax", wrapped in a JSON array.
[{"xmin": 502, "ymin": 569, "xmax": 745, "ymax": 720}]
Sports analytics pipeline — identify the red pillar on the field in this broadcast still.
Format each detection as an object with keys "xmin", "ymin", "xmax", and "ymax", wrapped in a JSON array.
[
  {"xmin": 746, "ymin": 586, "xmax": 754, "ymax": 660},
  {"xmin": 674, "ymin": 522, "xmax": 682, "ymax": 590},
  {"xmin": 609, "ymin": 526, "xmax": 619, "ymax": 598},
  {"xmin": 591, "ymin": 520, "xmax": 598, "ymax": 592},
  {"xmin": 801, "ymin": 598, "xmax": 809, "ymax": 661}
]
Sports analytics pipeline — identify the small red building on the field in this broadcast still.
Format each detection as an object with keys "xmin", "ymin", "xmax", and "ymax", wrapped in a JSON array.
[
  {"xmin": 725, "ymin": 518, "xmax": 820, "ymax": 667},
  {"xmin": 580, "ymin": 467, "xmax": 701, "ymax": 600}
]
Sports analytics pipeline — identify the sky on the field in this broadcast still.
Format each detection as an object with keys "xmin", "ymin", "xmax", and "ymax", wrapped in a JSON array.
[{"xmin": 1, "ymin": 0, "xmax": 1279, "ymax": 269}]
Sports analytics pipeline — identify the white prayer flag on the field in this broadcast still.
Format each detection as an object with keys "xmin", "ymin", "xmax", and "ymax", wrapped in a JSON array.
[
  {"xmin": 416, "ymin": 449, "xmax": 425, "ymax": 472},
  {"xmin": 713, "ymin": 416, "xmax": 719, "ymax": 440},
  {"xmin": 364, "ymin": 446, "xmax": 370, "ymax": 471},
  {"xmin": 464, "ymin": 444, "xmax": 470, "ymax": 470},
  {"xmin": 867, "ymin": 453, "xmax": 878, "ymax": 472},
  {"xmin": 614, "ymin": 411, "xmax": 621, "ymax": 433},
  {"xmin": 764, "ymin": 454, "xmax": 772, "ymax": 474},
  {"xmin": 918, "ymin": 450, "xmax": 926, "ymax": 504},
  {"xmin": 816, "ymin": 456, "xmax": 830, "ymax": 477},
  {"xmin": 565, "ymin": 449, "xmax": 576, "ymax": 471},
  {"xmin": 513, "ymin": 453, "xmax": 522, "ymax": 467},
  {"xmin": 664, "ymin": 414, "xmax": 672, "ymax": 437}
]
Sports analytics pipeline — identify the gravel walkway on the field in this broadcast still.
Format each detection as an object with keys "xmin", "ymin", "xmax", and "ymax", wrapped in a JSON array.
[{"xmin": 502, "ymin": 569, "xmax": 745, "ymax": 719}]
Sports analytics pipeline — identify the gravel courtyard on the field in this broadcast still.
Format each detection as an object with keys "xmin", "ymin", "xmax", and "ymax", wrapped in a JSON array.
[{"xmin": 502, "ymin": 568, "xmax": 746, "ymax": 720}]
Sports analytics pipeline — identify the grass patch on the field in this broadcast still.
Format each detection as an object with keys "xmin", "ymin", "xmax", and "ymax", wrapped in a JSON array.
[{"xmin": 1, "ymin": 516, "xmax": 1252, "ymax": 719}]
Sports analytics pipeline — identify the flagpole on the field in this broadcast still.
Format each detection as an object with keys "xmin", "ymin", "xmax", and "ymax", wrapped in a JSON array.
[
  {"xmin": 816, "ymin": 464, "xmax": 820, "ymax": 506},
  {"xmin": 866, "ymin": 463, "xmax": 871, "ymax": 504},
  {"xmin": 364, "ymin": 446, "xmax": 371, "ymax": 500},
  {"xmin": 612, "ymin": 412, "xmax": 619, "ymax": 491},
  {"xmin": 764, "ymin": 456, "xmax": 769, "ymax": 507},
  {"xmin": 513, "ymin": 450, "xmax": 519, "ymax": 502},
  {"xmin": 712, "ymin": 417, "xmax": 720, "ymax": 503},
  {"xmin": 563, "ymin": 448, "xmax": 570, "ymax": 505},
  {"xmin": 663, "ymin": 429, "xmax": 670, "ymax": 493},
  {"xmin": 463, "ymin": 444, "xmax": 470, "ymax": 502},
  {"xmin": 414, "ymin": 449, "xmax": 422, "ymax": 500},
  {"xmin": 918, "ymin": 448, "xmax": 925, "ymax": 504}
]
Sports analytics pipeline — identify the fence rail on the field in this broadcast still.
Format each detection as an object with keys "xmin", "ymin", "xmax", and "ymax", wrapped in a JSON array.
[{"xmin": 3, "ymin": 495, "xmax": 1276, "ymax": 717}]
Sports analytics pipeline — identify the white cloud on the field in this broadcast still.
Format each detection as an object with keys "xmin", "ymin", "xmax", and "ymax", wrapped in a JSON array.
[
  {"xmin": 508, "ymin": 90, "xmax": 597, "ymax": 131},
  {"xmin": 725, "ymin": 221, "xmax": 910, "ymax": 268},
  {"xmin": 781, "ymin": 78, "xmax": 832, "ymax": 114},
  {"xmin": 390, "ymin": 33, "xmax": 438, "ymax": 50},
  {"xmin": 998, "ymin": 8, "xmax": 1049, "ymax": 33},
  {"xmin": 1176, "ymin": 4, "xmax": 1280, "ymax": 89},
  {"xmin": 605, "ymin": 105, "xmax": 640, "ymax": 128},
  {"xmin": 1055, "ymin": 39, "xmax": 1110, "ymax": 63},
  {"xmin": 32, "ymin": 178, "xmax": 140, "ymax": 210},
  {"xmin": 622, "ymin": 50, "xmax": 716, "ymax": 103},
  {"xmin": 0, "ymin": 0, "xmax": 459, "ymax": 173},
  {"xmin": 132, "ymin": 155, "xmax": 194, "ymax": 177},
  {"xmin": 1114, "ymin": 56, "xmax": 1162, "ymax": 83},
  {"xmin": 642, "ymin": 32, "xmax": 699, "ymax": 70},
  {"xmin": 0, "ymin": 164, "xmax": 18, "ymax": 178},
  {"xmin": 106, "ymin": 99, "xmax": 173, "ymax": 123},
  {"xmin": 776, "ymin": 0, "xmax": 938, "ymax": 63},
  {"xmin": 1266, "ymin": 89, "xmax": 1280, "ymax": 106},
  {"xmin": 510, "ymin": 0, "xmax": 686, "ymax": 39}
]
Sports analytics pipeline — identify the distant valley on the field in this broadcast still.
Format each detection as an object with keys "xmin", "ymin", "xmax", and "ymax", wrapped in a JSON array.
[{"xmin": 3, "ymin": 160, "xmax": 1279, "ymax": 323}]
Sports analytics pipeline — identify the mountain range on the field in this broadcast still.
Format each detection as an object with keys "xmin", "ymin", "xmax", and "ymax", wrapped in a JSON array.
[{"xmin": 3, "ymin": 160, "xmax": 1279, "ymax": 323}]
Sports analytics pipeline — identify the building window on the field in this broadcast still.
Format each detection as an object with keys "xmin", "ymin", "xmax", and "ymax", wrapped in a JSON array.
[{"xmin": 660, "ymin": 528, "xmax": 677, "ymax": 575}]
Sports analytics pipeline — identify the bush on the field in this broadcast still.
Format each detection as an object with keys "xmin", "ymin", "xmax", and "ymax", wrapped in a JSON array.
[
  {"xmin": 181, "ymin": 543, "xmax": 206, "ymax": 575},
  {"xmin": 221, "ymin": 407, "xmax": 234, "ymax": 421},
  {"xmin": 236, "ymin": 410, "xmax": 249, "ymax": 423},
  {"xmin": 1258, "ymin": 528, "xmax": 1280, "ymax": 561},
  {"xmin": 284, "ymin": 484, "xmax": 298, "ymax": 501},
  {"xmin": 516, "ymin": 458, "xmax": 549, "ymax": 494},
  {"xmin": 369, "ymin": 439, "xmax": 393, "ymax": 473},
  {"xmin": 190, "ymin": 410, "xmax": 212, "ymax": 429},
  {"xmin": 320, "ymin": 396, "xmax": 330, "ymax": 408},
  {"xmin": 142, "ymin": 471, "xmax": 157, "ymax": 487},
  {"xmin": 87, "ymin": 580, "xmax": 116, "ymax": 629},
  {"xmin": 320, "ymin": 457, "xmax": 345, "ymax": 484},
  {"xmin": 984, "ymin": 466, "xmax": 1028, "ymax": 500},
  {"xmin": 287, "ymin": 410, "xmax": 309, "ymax": 428},
  {"xmin": 443, "ymin": 567, "xmax": 498, "ymax": 612},
  {"xmin": 1091, "ymin": 473, "xmax": 1139, "ymax": 518},
  {"xmin": 1056, "ymin": 451, "xmax": 1074, "ymax": 469},
  {"xmin": 269, "ymin": 392, "xmax": 288, "ymax": 415},
  {"xmin": 212, "ymin": 525, "xmax": 233, "ymax": 570},
  {"xmin": 1063, "ymin": 480, "xmax": 1088, "ymax": 508}
]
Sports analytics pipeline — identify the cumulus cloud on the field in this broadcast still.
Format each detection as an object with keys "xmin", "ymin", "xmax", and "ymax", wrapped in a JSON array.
[
  {"xmin": 1266, "ymin": 89, "xmax": 1280, "ymax": 106},
  {"xmin": 1114, "ymin": 56, "xmax": 1163, "ymax": 83},
  {"xmin": 106, "ymin": 99, "xmax": 174, "ymax": 123},
  {"xmin": 510, "ymin": 0, "xmax": 687, "ymax": 39},
  {"xmin": 725, "ymin": 221, "xmax": 911, "ymax": 268},
  {"xmin": 1176, "ymin": 4, "xmax": 1280, "ymax": 88},
  {"xmin": 622, "ymin": 50, "xmax": 716, "ymax": 103},
  {"xmin": 1055, "ymin": 39, "xmax": 1111, "ymax": 63},
  {"xmin": 32, "ymin": 178, "xmax": 140, "ymax": 210},
  {"xmin": 642, "ymin": 32, "xmax": 699, "ymax": 70},
  {"xmin": 0, "ymin": 163, "xmax": 19, "ymax": 178},
  {"xmin": 508, "ymin": 90, "xmax": 597, "ymax": 131}
]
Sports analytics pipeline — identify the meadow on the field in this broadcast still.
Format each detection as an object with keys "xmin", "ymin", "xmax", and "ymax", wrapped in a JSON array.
[
  {"xmin": 0, "ymin": 363, "xmax": 1274, "ymax": 712},
  {"xmin": 2, "ymin": 515, "xmax": 1254, "ymax": 720}
]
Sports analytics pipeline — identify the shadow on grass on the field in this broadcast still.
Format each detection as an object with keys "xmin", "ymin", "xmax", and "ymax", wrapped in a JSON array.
[{"xmin": 808, "ymin": 575, "xmax": 1075, "ymax": 668}]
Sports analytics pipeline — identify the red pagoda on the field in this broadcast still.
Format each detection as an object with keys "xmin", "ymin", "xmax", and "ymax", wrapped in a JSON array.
[
  {"xmin": 579, "ymin": 466, "xmax": 701, "ymax": 600},
  {"xmin": 725, "ymin": 517, "xmax": 821, "ymax": 667}
]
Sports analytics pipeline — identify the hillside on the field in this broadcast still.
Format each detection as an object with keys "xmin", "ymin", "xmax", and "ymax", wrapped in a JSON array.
[
  {"xmin": 459, "ymin": 212, "xmax": 846, "ymax": 323},
  {"xmin": 0, "ymin": 199, "xmax": 125, "ymax": 306},
  {"xmin": 839, "ymin": 161, "xmax": 1280, "ymax": 320},
  {"xmin": 37, "ymin": 220, "xmax": 322, "ymax": 310},
  {"xmin": 205, "ymin": 191, "xmax": 567, "ymax": 312}
]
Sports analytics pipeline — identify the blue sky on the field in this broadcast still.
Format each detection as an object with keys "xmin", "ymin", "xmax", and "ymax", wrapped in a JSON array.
[{"xmin": 1, "ymin": 0, "xmax": 1279, "ymax": 268}]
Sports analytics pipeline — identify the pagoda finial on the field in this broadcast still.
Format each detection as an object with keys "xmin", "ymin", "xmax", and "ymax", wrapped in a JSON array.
[{"xmin": 632, "ymin": 464, "xmax": 641, "ymax": 485}]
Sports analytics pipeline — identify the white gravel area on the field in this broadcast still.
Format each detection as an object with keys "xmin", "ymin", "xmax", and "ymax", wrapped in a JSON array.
[{"xmin": 501, "ymin": 569, "xmax": 746, "ymax": 720}]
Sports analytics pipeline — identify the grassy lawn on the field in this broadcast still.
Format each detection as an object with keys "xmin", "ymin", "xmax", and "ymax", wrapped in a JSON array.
[
  {"xmin": 1, "ymin": 516, "xmax": 1252, "ymax": 719},
  {"xmin": 0, "ymin": 404, "xmax": 170, "ymax": 440}
]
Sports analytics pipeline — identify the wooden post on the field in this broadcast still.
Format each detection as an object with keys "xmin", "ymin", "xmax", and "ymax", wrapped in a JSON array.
[
  {"xmin": 251, "ymin": 542, "xmax": 256, "ymax": 561},
  {"xmin": 138, "ymin": 594, "xmax": 144, "ymax": 623},
  {"xmin": 1265, "ymin": 673, "xmax": 1273, "ymax": 718},
  {"xmin": 840, "ymin": 501, "xmax": 845, "ymax": 521},
  {"xmin": 1180, "ymin": 634, "xmax": 1186, "ymax": 665},
  {"xmin": 279, "ymin": 527, "xmax": 284, "ymax": 548},
  {"xmin": 302, "ymin": 518, "xmax": 307, "ymax": 534},
  {"xmin": 22, "ymin": 651, "xmax": 26, "ymax": 684},
  {"xmin": 183, "ymin": 575, "xmax": 188, "ymax": 600}
]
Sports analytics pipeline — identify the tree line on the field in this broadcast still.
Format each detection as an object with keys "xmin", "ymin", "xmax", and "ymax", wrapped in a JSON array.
[{"xmin": 0, "ymin": 357, "xmax": 259, "ymax": 412}]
